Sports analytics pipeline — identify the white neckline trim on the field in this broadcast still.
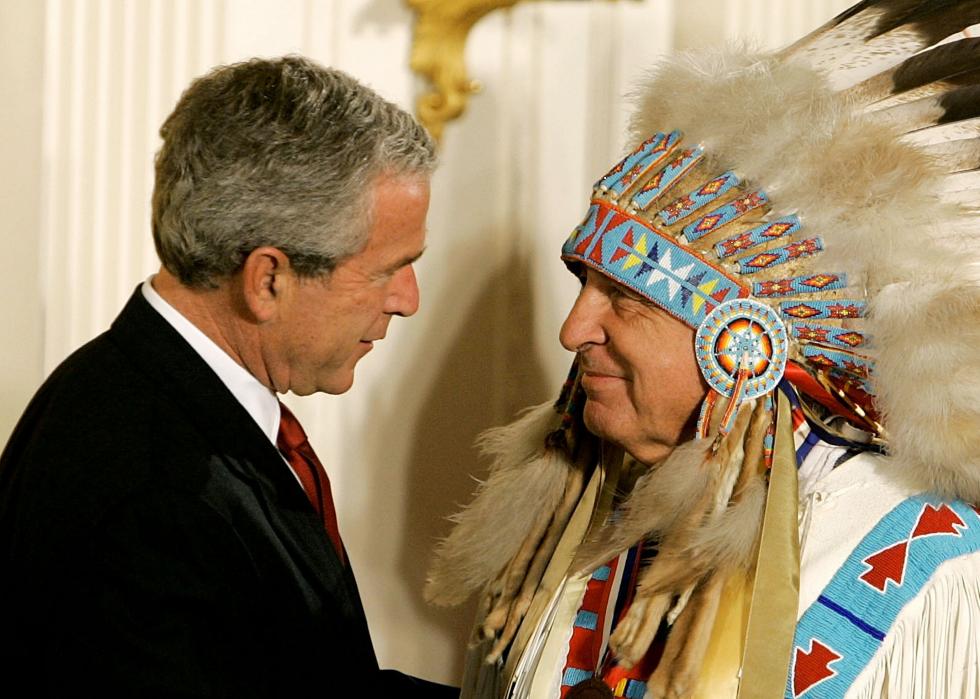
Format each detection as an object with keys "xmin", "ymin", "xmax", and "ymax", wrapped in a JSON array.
[{"xmin": 141, "ymin": 277, "xmax": 280, "ymax": 444}]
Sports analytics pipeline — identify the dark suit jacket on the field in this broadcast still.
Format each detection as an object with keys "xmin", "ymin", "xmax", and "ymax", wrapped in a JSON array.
[{"xmin": 0, "ymin": 288, "xmax": 456, "ymax": 697}]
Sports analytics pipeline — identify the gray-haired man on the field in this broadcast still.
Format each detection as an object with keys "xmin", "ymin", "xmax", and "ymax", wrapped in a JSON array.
[{"xmin": 0, "ymin": 56, "xmax": 456, "ymax": 697}]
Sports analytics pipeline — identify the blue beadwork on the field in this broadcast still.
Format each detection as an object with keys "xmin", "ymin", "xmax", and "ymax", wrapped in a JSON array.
[
  {"xmin": 788, "ymin": 497, "xmax": 980, "ymax": 698},
  {"xmin": 791, "ymin": 322, "xmax": 869, "ymax": 350},
  {"xmin": 574, "ymin": 611, "xmax": 599, "ymax": 630},
  {"xmin": 715, "ymin": 215, "xmax": 802, "ymax": 259},
  {"xmin": 658, "ymin": 171, "xmax": 740, "ymax": 226},
  {"xmin": 625, "ymin": 680, "xmax": 647, "ymax": 698},
  {"xmin": 802, "ymin": 345, "xmax": 873, "ymax": 377},
  {"xmin": 736, "ymin": 237, "xmax": 824, "ymax": 274},
  {"xmin": 562, "ymin": 201, "xmax": 749, "ymax": 329},
  {"xmin": 631, "ymin": 144, "xmax": 704, "ymax": 211},
  {"xmin": 596, "ymin": 132, "xmax": 664, "ymax": 192},
  {"xmin": 562, "ymin": 668, "xmax": 594, "ymax": 687},
  {"xmin": 599, "ymin": 130, "xmax": 682, "ymax": 198},
  {"xmin": 683, "ymin": 190, "xmax": 769, "ymax": 242},
  {"xmin": 779, "ymin": 299, "xmax": 867, "ymax": 321},
  {"xmin": 753, "ymin": 273, "xmax": 848, "ymax": 298}
]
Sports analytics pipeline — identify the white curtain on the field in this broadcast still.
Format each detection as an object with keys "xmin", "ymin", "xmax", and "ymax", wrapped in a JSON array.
[{"xmin": 1, "ymin": 0, "xmax": 853, "ymax": 684}]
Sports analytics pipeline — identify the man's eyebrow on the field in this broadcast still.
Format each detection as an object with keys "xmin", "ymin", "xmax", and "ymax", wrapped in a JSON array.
[{"xmin": 386, "ymin": 245, "xmax": 427, "ymax": 273}]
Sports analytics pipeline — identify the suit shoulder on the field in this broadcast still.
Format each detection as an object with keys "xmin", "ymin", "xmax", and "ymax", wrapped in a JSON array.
[{"xmin": 0, "ymin": 330, "xmax": 216, "ymax": 515}]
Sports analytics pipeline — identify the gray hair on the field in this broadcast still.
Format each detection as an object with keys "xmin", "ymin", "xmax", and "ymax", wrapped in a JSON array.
[{"xmin": 152, "ymin": 55, "xmax": 436, "ymax": 287}]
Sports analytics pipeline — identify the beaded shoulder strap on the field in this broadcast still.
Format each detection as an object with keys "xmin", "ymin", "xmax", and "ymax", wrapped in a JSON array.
[{"xmin": 787, "ymin": 495, "xmax": 980, "ymax": 698}]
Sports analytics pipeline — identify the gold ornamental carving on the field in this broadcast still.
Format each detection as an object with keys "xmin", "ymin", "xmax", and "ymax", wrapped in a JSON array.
[
  {"xmin": 407, "ymin": 1, "xmax": 631, "ymax": 142},
  {"xmin": 407, "ymin": 0, "xmax": 521, "ymax": 142}
]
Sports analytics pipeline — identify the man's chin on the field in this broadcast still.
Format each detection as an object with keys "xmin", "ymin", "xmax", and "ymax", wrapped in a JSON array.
[
  {"xmin": 289, "ymin": 369, "xmax": 356, "ymax": 396},
  {"xmin": 320, "ymin": 374, "xmax": 355, "ymax": 395},
  {"xmin": 579, "ymin": 398, "xmax": 684, "ymax": 467},
  {"xmin": 582, "ymin": 400, "xmax": 619, "ymax": 443}
]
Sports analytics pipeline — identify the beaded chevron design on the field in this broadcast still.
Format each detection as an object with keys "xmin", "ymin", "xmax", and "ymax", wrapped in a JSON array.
[
  {"xmin": 562, "ymin": 130, "xmax": 877, "ymax": 409},
  {"xmin": 737, "ymin": 238, "xmax": 824, "ymax": 274},
  {"xmin": 754, "ymin": 273, "xmax": 848, "ymax": 298},
  {"xmin": 715, "ymin": 216, "xmax": 801, "ymax": 259},
  {"xmin": 597, "ymin": 130, "xmax": 682, "ymax": 197},
  {"xmin": 659, "ymin": 171, "xmax": 741, "ymax": 226},
  {"xmin": 565, "ymin": 201, "xmax": 749, "ymax": 328},
  {"xmin": 683, "ymin": 190, "xmax": 768, "ymax": 242},
  {"xmin": 791, "ymin": 322, "xmax": 869, "ymax": 350}
]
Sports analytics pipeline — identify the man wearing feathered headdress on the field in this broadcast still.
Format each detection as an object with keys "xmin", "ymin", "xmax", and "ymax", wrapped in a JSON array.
[{"xmin": 427, "ymin": 1, "xmax": 980, "ymax": 697}]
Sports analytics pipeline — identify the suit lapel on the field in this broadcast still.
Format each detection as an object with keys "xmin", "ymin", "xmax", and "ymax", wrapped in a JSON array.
[
  {"xmin": 107, "ymin": 288, "xmax": 361, "ymax": 620},
  {"xmin": 218, "ymin": 450, "xmax": 356, "ymax": 614}
]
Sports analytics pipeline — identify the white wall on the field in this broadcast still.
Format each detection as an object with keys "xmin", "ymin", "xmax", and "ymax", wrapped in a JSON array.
[
  {"xmin": 0, "ymin": 0, "xmax": 852, "ymax": 685},
  {"xmin": 1, "ymin": 0, "xmax": 45, "ymax": 449}
]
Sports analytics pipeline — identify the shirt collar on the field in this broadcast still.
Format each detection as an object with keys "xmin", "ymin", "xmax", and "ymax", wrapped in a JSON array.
[{"xmin": 141, "ymin": 276, "xmax": 280, "ymax": 444}]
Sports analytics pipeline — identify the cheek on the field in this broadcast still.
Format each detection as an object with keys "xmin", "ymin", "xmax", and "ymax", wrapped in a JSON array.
[
  {"xmin": 326, "ymin": 291, "xmax": 379, "ymax": 331},
  {"xmin": 675, "ymin": 347, "xmax": 705, "ymax": 392},
  {"xmin": 359, "ymin": 286, "xmax": 389, "ymax": 316},
  {"xmin": 670, "ymin": 354, "xmax": 708, "ymax": 417},
  {"xmin": 630, "ymin": 349, "xmax": 706, "ymax": 416}
]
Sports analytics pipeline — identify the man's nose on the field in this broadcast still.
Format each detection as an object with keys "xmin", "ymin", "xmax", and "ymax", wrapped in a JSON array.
[
  {"xmin": 385, "ymin": 264, "xmax": 420, "ymax": 317},
  {"xmin": 559, "ymin": 285, "xmax": 606, "ymax": 352}
]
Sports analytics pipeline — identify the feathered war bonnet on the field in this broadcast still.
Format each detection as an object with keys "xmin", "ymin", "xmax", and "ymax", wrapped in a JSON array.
[
  {"xmin": 427, "ymin": 0, "xmax": 980, "ymax": 692},
  {"xmin": 566, "ymin": 2, "xmax": 980, "ymax": 491}
]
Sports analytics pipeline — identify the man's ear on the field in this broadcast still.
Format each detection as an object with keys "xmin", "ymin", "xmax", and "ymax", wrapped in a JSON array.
[{"xmin": 241, "ymin": 246, "xmax": 290, "ymax": 322}]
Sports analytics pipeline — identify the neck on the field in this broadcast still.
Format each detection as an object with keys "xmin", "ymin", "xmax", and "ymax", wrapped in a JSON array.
[{"xmin": 151, "ymin": 268, "xmax": 276, "ymax": 390}]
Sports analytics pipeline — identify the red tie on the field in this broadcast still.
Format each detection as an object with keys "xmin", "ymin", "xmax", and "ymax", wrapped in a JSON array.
[{"xmin": 276, "ymin": 402, "xmax": 344, "ymax": 564}]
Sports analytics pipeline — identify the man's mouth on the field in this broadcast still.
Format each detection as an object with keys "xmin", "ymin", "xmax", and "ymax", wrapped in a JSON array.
[
  {"xmin": 579, "ymin": 362, "xmax": 626, "ymax": 381},
  {"xmin": 580, "ymin": 370, "xmax": 628, "ymax": 390}
]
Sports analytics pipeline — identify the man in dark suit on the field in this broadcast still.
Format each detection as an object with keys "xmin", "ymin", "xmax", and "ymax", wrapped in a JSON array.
[{"xmin": 0, "ymin": 56, "xmax": 456, "ymax": 696}]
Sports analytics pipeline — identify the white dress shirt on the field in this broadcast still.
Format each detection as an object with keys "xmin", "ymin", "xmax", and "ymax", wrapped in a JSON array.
[{"xmin": 141, "ymin": 277, "xmax": 281, "ymax": 444}]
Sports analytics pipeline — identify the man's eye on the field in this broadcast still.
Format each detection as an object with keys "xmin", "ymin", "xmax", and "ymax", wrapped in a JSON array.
[
  {"xmin": 610, "ymin": 285, "xmax": 642, "ymax": 303},
  {"xmin": 374, "ymin": 268, "xmax": 399, "ymax": 283}
]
